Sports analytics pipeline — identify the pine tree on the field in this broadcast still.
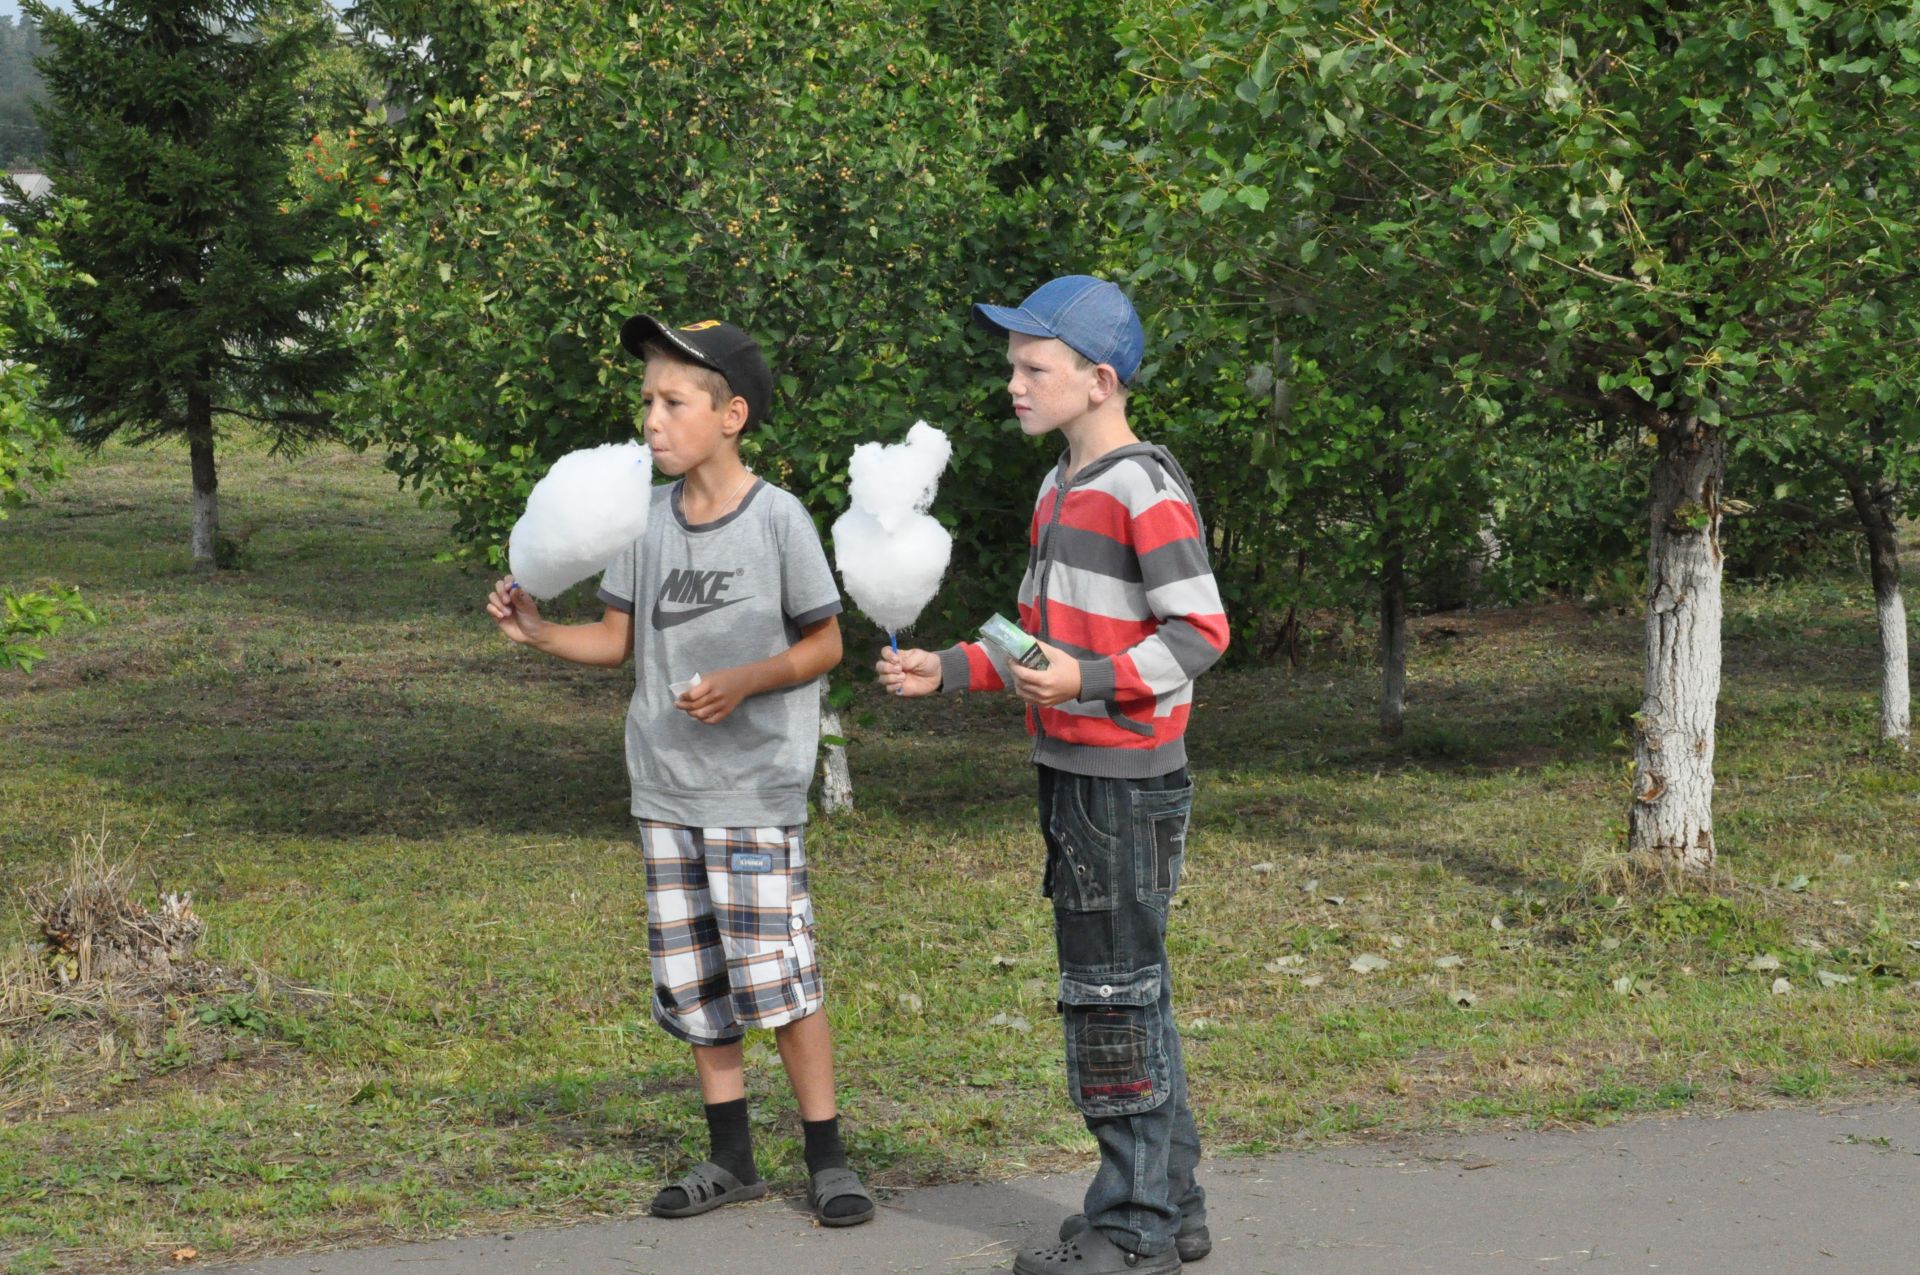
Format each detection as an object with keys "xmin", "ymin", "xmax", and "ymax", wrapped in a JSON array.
[{"xmin": 9, "ymin": 0, "xmax": 352, "ymax": 568}]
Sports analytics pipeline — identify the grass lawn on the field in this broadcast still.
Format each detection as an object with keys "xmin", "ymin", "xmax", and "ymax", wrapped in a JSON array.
[{"xmin": 2, "ymin": 436, "xmax": 1918, "ymax": 1272}]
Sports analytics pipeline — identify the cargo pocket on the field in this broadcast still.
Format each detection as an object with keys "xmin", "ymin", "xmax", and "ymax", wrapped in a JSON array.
[
  {"xmin": 725, "ymin": 945, "xmax": 803, "ymax": 1027},
  {"xmin": 787, "ymin": 896, "xmax": 823, "ymax": 1008},
  {"xmin": 1134, "ymin": 781, "xmax": 1194, "ymax": 910},
  {"xmin": 1046, "ymin": 774, "xmax": 1121, "ymax": 913},
  {"xmin": 1059, "ymin": 966, "xmax": 1169, "ymax": 1118}
]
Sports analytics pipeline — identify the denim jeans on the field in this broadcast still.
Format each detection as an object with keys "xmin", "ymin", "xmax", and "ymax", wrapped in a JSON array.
[{"xmin": 1038, "ymin": 765, "xmax": 1205, "ymax": 1259}]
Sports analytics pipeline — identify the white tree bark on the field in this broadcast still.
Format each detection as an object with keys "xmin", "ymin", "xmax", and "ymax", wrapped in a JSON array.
[
  {"xmin": 1877, "ymin": 582, "xmax": 1911, "ymax": 748},
  {"xmin": 188, "ymin": 405, "xmax": 219, "ymax": 570},
  {"xmin": 1628, "ymin": 424, "xmax": 1724, "ymax": 872},
  {"xmin": 1379, "ymin": 540, "xmax": 1407, "ymax": 740},
  {"xmin": 819, "ymin": 681, "xmax": 854, "ymax": 814},
  {"xmin": 1846, "ymin": 473, "xmax": 1911, "ymax": 749},
  {"xmin": 191, "ymin": 484, "xmax": 218, "ymax": 566}
]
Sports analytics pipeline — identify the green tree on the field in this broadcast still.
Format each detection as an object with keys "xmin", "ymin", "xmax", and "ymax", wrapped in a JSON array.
[
  {"xmin": 335, "ymin": 0, "xmax": 1125, "ymax": 623},
  {"xmin": 0, "ymin": 218, "xmax": 94, "ymax": 671},
  {"xmin": 1118, "ymin": 0, "xmax": 1920, "ymax": 869},
  {"xmin": 1754, "ymin": 293, "xmax": 1920, "ymax": 749},
  {"xmin": 9, "ymin": 0, "xmax": 355, "ymax": 569}
]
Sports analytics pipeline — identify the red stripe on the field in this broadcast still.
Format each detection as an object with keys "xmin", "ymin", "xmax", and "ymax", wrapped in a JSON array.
[
  {"xmin": 964, "ymin": 642, "xmax": 1006, "ymax": 692},
  {"xmin": 1133, "ymin": 497, "xmax": 1201, "ymax": 555},
  {"xmin": 1031, "ymin": 488, "xmax": 1056, "ymax": 545},
  {"xmin": 1189, "ymin": 610, "xmax": 1232, "ymax": 655},
  {"xmin": 1033, "ymin": 701, "xmax": 1191, "ymax": 750},
  {"xmin": 1056, "ymin": 488, "xmax": 1133, "ymax": 542},
  {"xmin": 1045, "ymin": 599, "xmax": 1158, "ymax": 655},
  {"xmin": 1112, "ymin": 651, "xmax": 1149, "ymax": 700},
  {"xmin": 1082, "ymin": 1079, "xmax": 1154, "ymax": 1099}
]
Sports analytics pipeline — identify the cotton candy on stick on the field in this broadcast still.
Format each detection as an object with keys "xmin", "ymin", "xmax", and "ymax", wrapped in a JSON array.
[
  {"xmin": 507, "ymin": 441, "xmax": 654, "ymax": 599},
  {"xmin": 831, "ymin": 422, "xmax": 953, "ymax": 666}
]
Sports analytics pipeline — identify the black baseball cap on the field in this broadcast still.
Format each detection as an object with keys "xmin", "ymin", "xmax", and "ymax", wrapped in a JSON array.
[{"xmin": 619, "ymin": 315, "xmax": 774, "ymax": 430}]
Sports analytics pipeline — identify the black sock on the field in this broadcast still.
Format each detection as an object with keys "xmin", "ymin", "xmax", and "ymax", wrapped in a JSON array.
[
  {"xmin": 706, "ymin": 1097, "xmax": 759, "ymax": 1184},
  {"xmin": 803, "ymin": 1114, "xmax": 848, "ymax": 1175},
  {"xmin": 803, "ymin": 1115, "xmax": 868, "ymax": 1221}
]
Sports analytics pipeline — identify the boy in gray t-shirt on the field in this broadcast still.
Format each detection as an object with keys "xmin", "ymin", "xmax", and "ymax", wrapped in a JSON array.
[{"xmin": 485, "ymin": 316, "xmax": 873, "ymax": 1228}]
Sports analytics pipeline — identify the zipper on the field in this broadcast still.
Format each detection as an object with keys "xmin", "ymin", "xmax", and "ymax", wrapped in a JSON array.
[{"xmin": 1030, "ymin": 461, "xmax": 1072, "ymax": 743}]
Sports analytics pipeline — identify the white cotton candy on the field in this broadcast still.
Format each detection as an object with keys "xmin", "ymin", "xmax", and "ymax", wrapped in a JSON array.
[
  {"xmin": 832, "ymin": 421, "xmax": 954, "ymax": 633},
  {"xmin": 846, "ymin": 420, "xmax": 952, "ymax": 534},
  {"xmin": 831, "ymin": 508, "xmax": 953, "ymax": 633},
  {"xmin": 507, "ymin": 441, "xmax": 654, "ymax": 599}
]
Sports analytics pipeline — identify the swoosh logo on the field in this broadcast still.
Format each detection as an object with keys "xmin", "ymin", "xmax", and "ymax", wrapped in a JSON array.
[{"xmin": 651, "ymin": 595, "xmax": 751, "ymax": 629}]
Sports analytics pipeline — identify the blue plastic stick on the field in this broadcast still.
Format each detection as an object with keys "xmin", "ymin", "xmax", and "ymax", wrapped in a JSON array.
[{"xmin": 889, "ymin": 630, "xmax": 902, "ymax": 694}]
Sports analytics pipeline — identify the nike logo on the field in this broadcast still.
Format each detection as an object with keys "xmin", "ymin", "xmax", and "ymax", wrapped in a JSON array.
[{"xmin": 652, "ymin": 596, "xmax": 750, "ymax": 629}]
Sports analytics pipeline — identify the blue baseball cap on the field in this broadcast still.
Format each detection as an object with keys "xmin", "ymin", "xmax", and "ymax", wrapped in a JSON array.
[{"xmin": 973, "ymin": 275, "xmax": 1145, "ymax": 385}]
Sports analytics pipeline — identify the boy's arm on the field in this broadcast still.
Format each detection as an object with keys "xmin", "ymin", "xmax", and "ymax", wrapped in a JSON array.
[
  {"xmin": 932, "ymin": 538, "xmax": 1036, "ymax": 694},
  {"xmin": 679, "ymin": 615, "xmax": 842, "ymax": 724},
  {"xmin": 934, "ymin": 636, "xmax": 1013, "ymax": 694},
  {"xmin": 487, "ymin": 577, "xmax": 633, "ymax": 667}
]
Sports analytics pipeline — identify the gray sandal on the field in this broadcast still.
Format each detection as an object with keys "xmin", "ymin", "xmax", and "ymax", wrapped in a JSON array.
[
  {"xmin": 649, "ymin": 1161, "xmax": 768, "ymax": 1218},
  {"xmin": 806, "ymin": 1164, "xmax": 875, "ymax": 1227}
]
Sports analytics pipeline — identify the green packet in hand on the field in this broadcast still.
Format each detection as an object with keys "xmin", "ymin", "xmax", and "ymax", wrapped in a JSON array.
[{"xmin": 979, "ymin": 612, "xmax": 1049, "ymax": 670}]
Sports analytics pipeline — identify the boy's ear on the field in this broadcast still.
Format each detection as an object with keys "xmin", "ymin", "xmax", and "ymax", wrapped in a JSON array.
[
  {"xmin": 1089, "ymin": 363, "xmax": 1123, "ymax": 404},
  {"xmin": 721, "ymin": 394, "xmax": 750, "ymax": 438}
]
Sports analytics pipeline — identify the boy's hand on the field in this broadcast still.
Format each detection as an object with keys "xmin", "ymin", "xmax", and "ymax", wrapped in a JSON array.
[
  {"xmin": 677, "ymin": 666, "xmax": 752, "ymax": 724},
  {"xmin": 486, "ymin": 576, "xmax": 545, "ymax": 645},
  {"xmin": 876, "ymin": 647, "xmax": 940, "ymax": 697},
  {"xmin": 1010, "ymin": 639, "xmax": 1082, "ymax": 707}
]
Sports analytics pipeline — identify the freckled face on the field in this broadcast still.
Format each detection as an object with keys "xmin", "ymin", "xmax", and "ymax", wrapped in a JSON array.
[
  {"xmin": 1005, "ymin": 332, "xmax": 1096, "ymax": 437},
  {"xmin": 640, "ymin": 359, "xmax": 740, "ymax": 476}
]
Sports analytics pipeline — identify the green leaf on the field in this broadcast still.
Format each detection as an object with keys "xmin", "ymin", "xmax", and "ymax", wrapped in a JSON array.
[{"xmin": 1234, "ymin": 185, "xmax": 1271, "ymax": 211}]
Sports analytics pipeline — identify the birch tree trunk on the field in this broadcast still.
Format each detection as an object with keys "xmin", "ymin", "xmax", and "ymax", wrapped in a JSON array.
[
  {"xmin": 819, "ymin": 681, "xmax": 854, "ymax": 814},
  {"xmin": 1628, "ymin": 421, "xmax": 1724, "ymax": 872},
  {"xmin": 1844, "ymin": 473, "xmax": 1911, "ymax": 748},
  {"xmin": 1379, "ymin": 525, "xmax": 1408, "ymax": 740},
  {"xmin": 1377, "ymin": 448, "xmax": 1408, "ymax": 739},
  {"xmin": 187, "ymin": 394, "xmax": 219, "ymax": 570}
]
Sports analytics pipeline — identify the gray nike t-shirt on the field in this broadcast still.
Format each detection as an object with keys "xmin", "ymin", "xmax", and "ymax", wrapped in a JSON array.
[{"xmin": 597, "ymin": 479, "xmax": 843, "ymax": 826}]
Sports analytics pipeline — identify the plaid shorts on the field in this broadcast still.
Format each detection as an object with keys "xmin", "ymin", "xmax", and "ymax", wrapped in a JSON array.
[{"xmin": 637, "ymin": 820, "xmax": 824, "ymax": 1046}]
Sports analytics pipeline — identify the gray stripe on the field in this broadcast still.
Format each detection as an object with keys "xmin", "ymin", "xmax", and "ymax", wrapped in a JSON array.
[
  {"xmin": 1048, "ymin": 525, "xmax": 1144, "ymax": 583},
  {"xmin": 598, "ymin": 586, "xmax": 636, "ymax": 614},
  {"xmin": 1139, "ymin": 536, "xmax": 1211, "ymax": 585},
  {"xmin": 1103, "ymin": 702, "xmax": 1155, "ymax": 737},
  {"xmin": 1159, "ymin": 620, "xmax": 1226, "ymax": 675},
  {"xmin": 1122, "ymin": 454, "xmax": 1171, "ymax": 493},
  {"xmin": 1031, "ymin": 735, "xmax": 1189, "ymax": 780},
  {"xmin": 1040, "ymin": 635, "xmax": 1104, "ymax": 662}
]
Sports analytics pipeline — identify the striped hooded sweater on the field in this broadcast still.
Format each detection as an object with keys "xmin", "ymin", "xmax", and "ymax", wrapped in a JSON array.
[{"xmin": 937, "ymin": 442, "xmax": 1230, "ymax": 779}]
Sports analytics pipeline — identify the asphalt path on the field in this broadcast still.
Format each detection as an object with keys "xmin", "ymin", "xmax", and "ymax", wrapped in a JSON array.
[{"xmin": 220, "ymin": 1100, "xmax": 1920, "ymax": 1274}]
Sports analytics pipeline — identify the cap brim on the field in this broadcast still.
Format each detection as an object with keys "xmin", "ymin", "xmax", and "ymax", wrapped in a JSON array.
[
  {"xmin": 619, "ymin": 314, "xmax": 722, "ymax": 370},
  {"xmin": 972, "ymin": 302, "xmax": 1058, "ymax": 339}
]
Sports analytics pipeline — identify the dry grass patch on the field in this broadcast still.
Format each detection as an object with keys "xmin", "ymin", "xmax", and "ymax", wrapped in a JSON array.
[{"xmin": 2, "ymin": 826, "xmax": 325, "ymax": 1123}]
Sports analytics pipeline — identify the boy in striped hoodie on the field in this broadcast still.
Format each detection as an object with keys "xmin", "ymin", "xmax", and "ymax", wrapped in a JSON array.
[{"xmin": 880, "ymin": 276, "xmax": 1228, "ymax": 1274}]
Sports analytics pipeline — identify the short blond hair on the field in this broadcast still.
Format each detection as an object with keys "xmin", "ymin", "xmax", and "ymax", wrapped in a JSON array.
[
  {"xmin": 641, "ymin": 340, "xmax": 737, "ymax": 414},
  {"xmin": 1068, "ymin": 347, "xmax": 1130, "ymax": 397}
]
